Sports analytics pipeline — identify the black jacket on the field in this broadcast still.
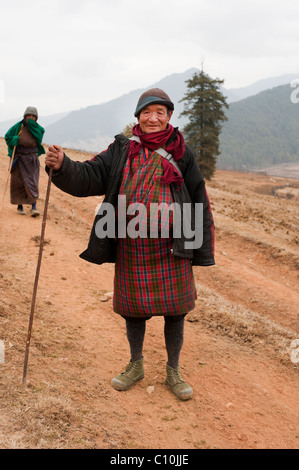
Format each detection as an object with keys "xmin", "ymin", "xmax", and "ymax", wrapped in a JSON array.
[{"xmin": 46, "ymin": 134, "xmax": 215, "ymax": 267}]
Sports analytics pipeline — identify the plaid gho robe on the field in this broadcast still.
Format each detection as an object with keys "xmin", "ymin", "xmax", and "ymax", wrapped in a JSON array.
[{"xmin": 113, "ymin": 147, "xmax": 197, "ymax": 318}]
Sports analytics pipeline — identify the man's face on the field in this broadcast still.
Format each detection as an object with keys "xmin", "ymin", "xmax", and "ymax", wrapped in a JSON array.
[{"xmin": 138, "ymin": 104, "xmax": 172, "ymax": 134}]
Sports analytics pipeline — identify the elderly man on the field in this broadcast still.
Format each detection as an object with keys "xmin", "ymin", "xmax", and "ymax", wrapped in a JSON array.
[
  {"xmin": 45, "ymin": 88, "xmax": 215, "ymax": 400},
  {"xmin": 5, "ymin": 106, "xmax": 45, "ymax": 216}
]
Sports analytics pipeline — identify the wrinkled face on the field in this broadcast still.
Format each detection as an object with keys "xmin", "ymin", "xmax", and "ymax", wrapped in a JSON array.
[
  {"xmin": 25, "ymin": 114, "xmax": 37, "ymax": 122},
  {"xmin": 138, "ymin": 104, "xmax": 172, "ymax": 134}
]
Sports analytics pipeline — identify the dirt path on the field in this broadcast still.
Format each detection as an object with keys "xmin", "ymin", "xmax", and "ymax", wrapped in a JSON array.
[{"xmin": 0, "ymin": 139, "xmax": 298, "ymax": 449}]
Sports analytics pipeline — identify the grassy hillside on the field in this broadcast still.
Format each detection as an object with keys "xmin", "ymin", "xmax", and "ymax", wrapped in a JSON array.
[
  {"xmin": 218, "ymin": 84, "xmax": 299, "ymax": 170},
  {"xmin": 0, "ymin": 138, "xmax": 299, "ymax": 449}
]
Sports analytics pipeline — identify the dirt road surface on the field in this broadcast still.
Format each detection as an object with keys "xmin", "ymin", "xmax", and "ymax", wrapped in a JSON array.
[{"xmin": 0, "ymin": 138, "xmax": 298, "ymax": 449}]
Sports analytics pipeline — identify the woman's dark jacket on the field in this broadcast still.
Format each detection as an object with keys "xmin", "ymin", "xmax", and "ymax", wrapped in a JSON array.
[{"xmin": 46, "ymin": 134, "xmax": 215, "ymax": 267}]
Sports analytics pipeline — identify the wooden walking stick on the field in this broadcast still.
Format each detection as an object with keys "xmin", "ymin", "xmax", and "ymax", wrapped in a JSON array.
[
  {"xmin": 0, "ymin": 145, "xmax": 16, "ymax": 214},
  {"xmin": 22, "ymin": 167, "xmax": 53, "ymax": 386}
]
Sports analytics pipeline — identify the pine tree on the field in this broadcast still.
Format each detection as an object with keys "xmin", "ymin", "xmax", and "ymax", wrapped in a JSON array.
[{"xmin": 180, "ymin": 70, "xmax": 229, "ymax": 179}]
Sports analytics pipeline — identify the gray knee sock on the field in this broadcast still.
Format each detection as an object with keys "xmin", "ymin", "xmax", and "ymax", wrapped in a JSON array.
[
  {"xmin": 164, "ymin": 315, "xmax": 185, "ymax": 369},
  {"xmin": 125, "ymin": 318, "xmax": 146, "ymax": 362}
]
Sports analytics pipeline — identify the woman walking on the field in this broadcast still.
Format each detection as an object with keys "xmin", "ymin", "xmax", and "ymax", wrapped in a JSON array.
[{"xmin": 5, "ymin": 106, "xmax": 45, "ymax": 216}]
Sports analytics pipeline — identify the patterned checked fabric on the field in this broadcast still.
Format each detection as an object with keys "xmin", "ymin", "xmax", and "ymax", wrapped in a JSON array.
[
  {"xmin": 113, "ymin": 148, "xmax": 197, "ymax": 317},
  {"xmin": 10, "ymin": 149, "xmax": 40, "ymax": 204}
]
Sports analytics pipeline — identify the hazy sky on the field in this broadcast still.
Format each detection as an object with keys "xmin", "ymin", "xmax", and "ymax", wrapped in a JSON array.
[{"xmin": 1, "ymin": 0, "xmax": 299, "ymax": 121}]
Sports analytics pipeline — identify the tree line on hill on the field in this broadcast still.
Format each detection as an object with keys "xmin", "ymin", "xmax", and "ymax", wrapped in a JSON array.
[
  {"xmin": 175, "ymin": 75, "xmax": 299, "ymax": 177},
  {"xmin": 218, "ymin": 84, "xmax": 299, "ymax": 171}
]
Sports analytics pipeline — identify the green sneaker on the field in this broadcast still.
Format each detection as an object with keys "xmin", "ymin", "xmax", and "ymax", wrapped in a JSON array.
[
  {"xmin": 165, "ymin": 364, "xmax": 193, "ymax": 400},
  {"xmin": 111, "ymin": 358, "xmax": 144, "ymax": 391}
]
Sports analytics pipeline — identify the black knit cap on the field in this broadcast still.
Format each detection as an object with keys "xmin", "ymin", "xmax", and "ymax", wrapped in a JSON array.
[{"xmin": 134, "ymin": 88, "xmax": 174, "ymax": 117}]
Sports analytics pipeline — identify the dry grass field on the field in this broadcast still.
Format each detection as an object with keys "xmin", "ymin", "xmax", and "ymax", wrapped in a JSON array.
[{"xmin": 0, "ymin": 137, "xmax": 298, "ymax": 449}]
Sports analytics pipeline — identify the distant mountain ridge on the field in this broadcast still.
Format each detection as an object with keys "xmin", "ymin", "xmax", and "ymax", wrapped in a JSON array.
[
  {"xmin": 42, "ymin": 71, "xmax": 299, "ymax": 154},
  {"xmin": 36, "ymin": 68, "xmax": 201, "ymax": 151},
  {"xmin": 218, "ymin": 84, "xmax": 299, "ymax": 170},
  {"xmin": 224, "ymin": 74, "xmax": 299, "ymax": 103},
  {"xmin": 0, "ymin": 70, "xmax": 298, "ymax": 170}
]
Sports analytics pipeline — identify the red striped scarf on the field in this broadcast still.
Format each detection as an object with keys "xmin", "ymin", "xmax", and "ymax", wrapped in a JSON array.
[{"xmin": 128, "ymin": 124, "xmax": 185, "ymax": 189}]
